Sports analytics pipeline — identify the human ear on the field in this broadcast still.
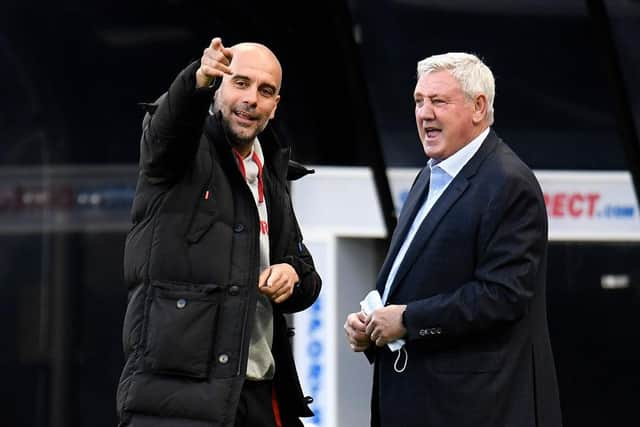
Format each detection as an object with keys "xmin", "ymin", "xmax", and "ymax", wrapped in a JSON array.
[
  {"xmin": 268, "ymin": 95, "xmax": 281, "ymax": 120},
  {"xmin": 472, "ymin": 94, "xmax": 487, "ymax": 124}
]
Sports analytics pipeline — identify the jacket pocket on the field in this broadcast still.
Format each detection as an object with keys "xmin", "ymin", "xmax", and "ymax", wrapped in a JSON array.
[
  {"xmin": 432, "ymin": 350, "xmax": 503, "ymax": 373},
  {"xmin": 143, "ymin": 280, "xmax": 225, "ymax": 379},
  {"xmin": 185, "ymin": 151, "xmax": 216, "ymax": 244}
]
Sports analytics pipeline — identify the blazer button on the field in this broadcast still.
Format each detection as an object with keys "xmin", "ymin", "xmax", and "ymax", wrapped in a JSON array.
[
  {"xmin": 218, "ymin": 353, "xmax": 229, "ymax": 364},
  {"xmin": 228, "ymin": 285, "xmax": 240, "ymax": 296},
  {"xmin": 176, "ymin": 298, "xmax": 187, "ymax": 309},
  {"xmin": 304, "ymin": 396, "xmax": 314, "ymax": 404},
  {"xmin": 233, "ymin": 223, "xmax": 245, "ymax": 233}
]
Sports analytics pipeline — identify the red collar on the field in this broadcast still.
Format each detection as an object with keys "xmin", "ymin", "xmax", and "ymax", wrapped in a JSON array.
[{"xmin": 233, "ymin": 149, "xmax": 264, "ymax": 203}]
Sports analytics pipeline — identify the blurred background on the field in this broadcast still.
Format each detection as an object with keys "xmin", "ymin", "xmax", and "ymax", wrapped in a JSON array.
[{"xmin": 1, "ymin": 0, "xmax": 640, "ymax": 426}]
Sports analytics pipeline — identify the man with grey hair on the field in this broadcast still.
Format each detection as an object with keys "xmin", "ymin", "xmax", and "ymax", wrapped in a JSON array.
[{"xmin": 345, "ymin": 52, "xmax": 562, "ymax": 426}]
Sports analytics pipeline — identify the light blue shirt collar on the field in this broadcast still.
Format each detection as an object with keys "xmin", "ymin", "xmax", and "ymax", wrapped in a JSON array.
[{"xmin": 428, "ymin": 127, "xmax": 490, "ymax": 178}]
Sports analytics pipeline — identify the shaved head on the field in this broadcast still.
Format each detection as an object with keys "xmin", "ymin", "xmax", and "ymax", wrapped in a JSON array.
[{"xmin": 230, "ymin": 42, "xmax": 283, "ymax": 93}]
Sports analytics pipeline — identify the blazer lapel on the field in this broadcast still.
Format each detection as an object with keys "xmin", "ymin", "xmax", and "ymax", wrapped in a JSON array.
[
  {"xmin": 382, "ymin": 130, "xmax": 501, "ymax": 301},
  {"xmin": 376, "ymin": 166, "xmax": 430, "ymax": 293},
  {"xmin": 383, "ymin": 177, "xmax": 469, "ymax": 300}
]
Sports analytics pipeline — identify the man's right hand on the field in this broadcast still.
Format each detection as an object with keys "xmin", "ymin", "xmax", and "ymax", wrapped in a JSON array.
[
  {"xmin": 344, "ymin": 311, "xmax": 371, "ymax": 352},
  {"xmin": 195, "ymin": 37, "xmax": 234, "ymax": 88}
]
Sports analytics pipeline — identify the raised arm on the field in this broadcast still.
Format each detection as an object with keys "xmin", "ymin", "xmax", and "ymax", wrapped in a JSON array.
[{"xmin": 140, "ymin": 38, "xmax": 233, "ymax": 183}]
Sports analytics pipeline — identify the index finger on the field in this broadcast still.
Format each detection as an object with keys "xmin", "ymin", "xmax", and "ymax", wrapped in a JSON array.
[
  {"xmin": 210, "ymin": 37, "xmax": 233, "ymax": 64},
  {"xmin": 357, "ymin": 311, "xmax": 369, "ymax": 323},
  {"xmin": 365, "ymin": 320, "xmax": 377, "ymax": 337},
  {"xmin": 348, "ymin": 313, "xmax": 367, "ymax": 333}
]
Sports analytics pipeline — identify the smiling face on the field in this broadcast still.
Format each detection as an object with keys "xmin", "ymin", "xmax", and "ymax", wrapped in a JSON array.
[
  {"xmin": 414, "ymin": 70, "xmax": 485, "ymax": 161},
  {"xmin": 213, "ymin": 43, "xmax": 282, "ymax": 149}
]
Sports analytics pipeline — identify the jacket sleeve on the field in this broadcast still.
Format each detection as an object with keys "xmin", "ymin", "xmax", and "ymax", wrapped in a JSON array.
[
  {"xmin": 139, "ymin": 60, "xmax": 215, "ymax": 184},
  {"xmin": 276, "ymin": 214, "xmax": 322, "ymax": 314},
  {"xmin": 403, "ymin": 172, "xmax": 547, "ymax": 341}
]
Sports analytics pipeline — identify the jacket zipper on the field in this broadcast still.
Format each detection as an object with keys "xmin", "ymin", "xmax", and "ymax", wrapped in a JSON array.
[{"xmin": 235, "ymin": 168, "xmax": 263, "ymax": 376}]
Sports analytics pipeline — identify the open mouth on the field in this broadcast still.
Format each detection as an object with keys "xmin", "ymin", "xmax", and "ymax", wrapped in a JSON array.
[
  {"xmin": 425, "ymin": 127, "xmax": 441, "ymax": 138},
  {"xmin": 234, "ymin": 110, "xmax": 256, "ymax": 124}
]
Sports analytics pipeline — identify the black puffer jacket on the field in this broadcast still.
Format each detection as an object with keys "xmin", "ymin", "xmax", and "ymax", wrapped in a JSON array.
[{"xmin": 116, "ymin": 61, "xmax": 322, "ymax": 427}]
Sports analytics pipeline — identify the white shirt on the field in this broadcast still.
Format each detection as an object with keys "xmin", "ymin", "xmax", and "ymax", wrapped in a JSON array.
[
  {"xmin": 381, "ymin": 127, "xmax": 490, "ymax": 304},
  {"xmin": 236, "ymin": 139, "xmax": 276, "ymax": 380}
]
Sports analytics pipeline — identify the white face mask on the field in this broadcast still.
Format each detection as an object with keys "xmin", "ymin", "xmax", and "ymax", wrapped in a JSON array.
[{"xmin": 360, "ymin": 291, "xmax": 408, "ymax": 373}]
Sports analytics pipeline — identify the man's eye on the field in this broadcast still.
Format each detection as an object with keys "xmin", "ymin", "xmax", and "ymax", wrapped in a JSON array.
[{"xmin": 261, "ymin": 88, "xmax": 275, "ymax": 97}]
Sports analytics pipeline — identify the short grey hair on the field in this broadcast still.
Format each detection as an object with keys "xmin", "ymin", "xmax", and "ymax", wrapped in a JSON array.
[{"xmin": 417, "ymin": 52, "xmax": 495, "ymax": 125}]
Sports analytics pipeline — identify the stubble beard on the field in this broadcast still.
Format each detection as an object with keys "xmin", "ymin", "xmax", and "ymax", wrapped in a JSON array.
[
  {"xmin": 214, "ymin": 100, "xmax": 256, "ymax": 151},
  {"xmin": 213, "ymin": 96, "xmax": 269, "ymax": 152},
  {"xmin": 221, "ymin": 118, "xmax": 255, "ymax": 153}
]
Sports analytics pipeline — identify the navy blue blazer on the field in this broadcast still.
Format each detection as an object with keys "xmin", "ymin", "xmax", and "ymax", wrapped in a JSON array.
[{"xmin": 370, "ymin": 130, "xmax": 562, "ymax": 427}]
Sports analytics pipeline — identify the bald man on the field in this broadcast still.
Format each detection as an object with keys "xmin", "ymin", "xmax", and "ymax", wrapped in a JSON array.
[{"xmin": 117, "ymin": 37, "xmax": 322, "ymax": 427}]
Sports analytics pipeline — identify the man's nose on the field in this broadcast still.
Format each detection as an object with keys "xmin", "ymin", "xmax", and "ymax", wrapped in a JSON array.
[
  {"xmin": 417, "ymin": 103, "xmax": 435, "ymax": 119},
  {"xmin": 241, "ymin": 87, "xmax": 259, "ymax": 106}
]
